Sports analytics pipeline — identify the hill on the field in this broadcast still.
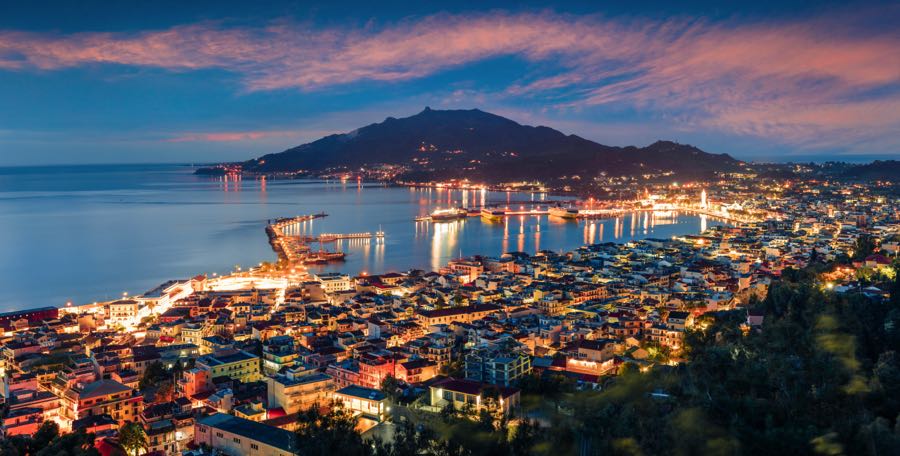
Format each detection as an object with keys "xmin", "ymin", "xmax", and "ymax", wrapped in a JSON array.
[{"xmin": 200, "ymin": 108, "xmax": 743, "ymax": 182}]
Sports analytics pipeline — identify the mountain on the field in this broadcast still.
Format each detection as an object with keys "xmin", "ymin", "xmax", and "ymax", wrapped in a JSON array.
[
  {"xmin": 838, "ymin": 160, "xmax": 900, "ymax": 180},
  {"xmin": 207, "ymin": 107, "xmax": 743, "ymax": 182}
]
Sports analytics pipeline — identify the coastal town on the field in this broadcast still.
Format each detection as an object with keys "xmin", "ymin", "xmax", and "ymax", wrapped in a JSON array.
[{"xmin": 1, "ymin": 175, "xmax": 897, "ymax": 456}]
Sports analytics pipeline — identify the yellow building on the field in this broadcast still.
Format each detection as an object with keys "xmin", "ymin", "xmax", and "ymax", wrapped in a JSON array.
[{"xmin": 196, "ymin": 350, "xmax": 261, "ymax": 383}]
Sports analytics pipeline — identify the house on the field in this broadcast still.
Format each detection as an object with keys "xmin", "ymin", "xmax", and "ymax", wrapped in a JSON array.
[
  {"xmin": 395, "ymin": 359, "xmax": 439, "ymax": 384},
  {"xmin": 428, "ymin": 377, "xmax": 520, "ymax": 416},
  {"xmin": 333, "ymin": 385, "xmax": 389, "ymax": 422}
]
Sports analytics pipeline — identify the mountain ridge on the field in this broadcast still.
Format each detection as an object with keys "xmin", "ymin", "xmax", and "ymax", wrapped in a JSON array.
[{"xmin": 202, "ymin": 107, "xmax": 745, "ymax": 182}]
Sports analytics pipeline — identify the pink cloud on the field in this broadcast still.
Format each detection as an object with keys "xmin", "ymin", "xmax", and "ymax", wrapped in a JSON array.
[
  {"xmin": 1, "ymin": 11, "xmax": 899, "ymax": 150},
  {"xmin": 166, "ymin": 130, "xmax": 303, "ymax": 143}
]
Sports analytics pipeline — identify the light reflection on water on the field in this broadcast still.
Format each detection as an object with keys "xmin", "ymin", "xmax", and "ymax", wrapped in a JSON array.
[{"xmin": 0, "ymin": 164, "xmax": 726, "ymax": 309}]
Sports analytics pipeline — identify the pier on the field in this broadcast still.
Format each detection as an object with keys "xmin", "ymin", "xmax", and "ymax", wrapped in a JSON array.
[{"xmin": 266, "ymin": 213, "xmax": 384, "ymax": 265}]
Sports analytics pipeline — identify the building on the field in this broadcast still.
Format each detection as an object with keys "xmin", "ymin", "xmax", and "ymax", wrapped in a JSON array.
[
  {"xmin": 314, "ymin": 272, "xmax": 353, "ymax": 293},
  {"xmin": 0, "ymin": 306, "xmax": 59, "ymax": 330},
  {"xmin": 333, "ymin": 385, "xmax": 389, "ymax": 422},
  {"xmin": 262, "ymin": 335, "xmax": 298, "ymax": 374},
  {"xmin": 61, "ymin": 379, "xmax": 142, "ymax": 428},
  {"xmin": 107, "ymin": 299, "xmax": 140, "ymax": 327},
  {"xmin": 195, "ymin": 350, "xmax": 261, "ymax": 384},
  {"xmin": 417, "ymin": 304, "xmax": 501, "ymax": 327},
  {"xmin": 447, "ymin": 259, "xmax": 485, "ymax": 282},
  {"xmin": 195, "ymin": 413, "xmax": 295, "ymax": 456},
  {"xmin": 395, "ymin": 358, "xmax": 439, "ymax": 384},
  {"xmin": 428, "ymin": 377, "xmax": 520, "ymax": 416},
  {"xmin": 266, "ymin": 368, "xmax": 334, "ymax": 415},
  {"xmin": 465, "ymin": 346, "xmax": 532, "ymax": 387},
  {"xmin": 2, "ymin": 407, "xmax": 45, "ymax": 437}
]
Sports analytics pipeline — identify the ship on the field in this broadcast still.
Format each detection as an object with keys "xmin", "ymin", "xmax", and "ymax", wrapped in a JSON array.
[
  {"xmin": 302, "ymin": 251, "xmax": 346, "ymax": 264},
  {"xmin": 480, "ymin": 208, "xmax": 506, "ymax": 221},
  {"xmin": 549, "ymin": 206, "xmax": 580, "ymax": 219},
  {"xmin": 429, "ymin": 207, "xmax": 468, "ymax": 222}
]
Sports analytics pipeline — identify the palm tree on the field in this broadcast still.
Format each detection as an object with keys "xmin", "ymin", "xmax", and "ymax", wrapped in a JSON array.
[{"xmin": 118, "ymin": 422, "xmax": 148, "ymax": 456}]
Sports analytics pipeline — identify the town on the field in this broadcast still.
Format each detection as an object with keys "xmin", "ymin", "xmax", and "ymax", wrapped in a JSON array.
[{"xmin": 1, "ymin": 176, "xmax": 897, "ymax": 456}]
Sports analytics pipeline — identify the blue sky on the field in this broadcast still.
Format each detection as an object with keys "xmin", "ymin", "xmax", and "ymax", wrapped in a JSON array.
[{"xmin": 1, "ymin": 0, "xmax": 899, "ymax": 165}]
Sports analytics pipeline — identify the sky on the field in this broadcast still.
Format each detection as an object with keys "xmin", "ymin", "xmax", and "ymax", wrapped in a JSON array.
[{"xmin": 1, "ymin": 0, "xmax": 899, "ymax": 165}]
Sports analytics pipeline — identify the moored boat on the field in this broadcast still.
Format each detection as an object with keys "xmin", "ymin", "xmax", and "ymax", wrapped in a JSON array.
[
  {"xmin": 549, "ymin": 206, "xmax": 579, "ymax": 219},
  {"xmin": 430, "ymin": 207, "xmax": 468, "ymax": 222},
  {"xmin": 480, "ymin": 208, "xmax": 505, "ymax": 221}
]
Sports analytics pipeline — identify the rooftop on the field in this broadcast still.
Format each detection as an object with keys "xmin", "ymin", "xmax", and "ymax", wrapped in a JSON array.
[{"xmin": 198, "ymin": 413, "xmax": 294, "ymax": 452}]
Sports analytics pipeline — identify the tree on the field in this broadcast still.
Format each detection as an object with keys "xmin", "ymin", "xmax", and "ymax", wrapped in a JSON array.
[
  {"xmin": 380, "ymin": 375, "xmax": 402, "ymax": 405},
  {"xmin": 509, "ymin": 419, "xmax": 541, "ymax": 456},
  {"xmin": 4, "ymin": 427, "xmax": 101, "ymax": 456},
  {"xmin": 853, "ymin": 234, "xmax": 876, "ymax": 260},
  {"xmin": 36, "ymin": 430, "xmax": 101, "ymax": 456},
  {"xmin": 139, "ymin": 361, "xmax": 168, "ymax": 390},
  {"xmin": 32, "ymin": 420, "xmax": 60, "ymax": 450},
  {"xmin": 118, "ymin": 422, "xmax": 148, "ymax": 456},
  {"xmin": 294, "ymin": 402, "xmax": 369, "ymax": 456}
]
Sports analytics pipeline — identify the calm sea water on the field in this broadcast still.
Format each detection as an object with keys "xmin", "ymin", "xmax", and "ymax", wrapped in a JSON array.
[{"xmin": 0, "ymin": 164, "xmax": 724, "ymax": 311}]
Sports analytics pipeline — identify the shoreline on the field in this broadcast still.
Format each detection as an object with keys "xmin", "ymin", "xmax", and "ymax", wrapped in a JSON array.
[{"xmin": 51, "ymin": 211, "xmax": 728, "ymax": 310}]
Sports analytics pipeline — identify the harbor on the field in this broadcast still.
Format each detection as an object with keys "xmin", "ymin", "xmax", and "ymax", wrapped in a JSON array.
[
  {"xmin": 415, "ymin": 192, "xmax": 761, "ymax": 224},
  {"xmin": 266, "ymin": 214, "xmax": 385, "ymax": 265}
]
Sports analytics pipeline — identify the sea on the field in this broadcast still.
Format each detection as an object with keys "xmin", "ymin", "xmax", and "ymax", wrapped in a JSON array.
[{"xmin": 0, "ymin": 164, "xmax": 725, "ymax": 311}]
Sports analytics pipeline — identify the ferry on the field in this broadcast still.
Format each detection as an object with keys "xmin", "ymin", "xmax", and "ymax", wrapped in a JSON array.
[
  {"xmin": 480, "ymin": 208, "xmax": 505, "ymax": 221},
  {"xmin": 429, "ymin": 207, "xmax": 468, "ymax": 222},
  {"xmin": 549, "ymin": 206, "xmax": 580, "ymax": 219}
]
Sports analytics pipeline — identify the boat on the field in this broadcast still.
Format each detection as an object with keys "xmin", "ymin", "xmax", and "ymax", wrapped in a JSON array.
[
  {"xmin": 302, "ymin": 251, "xmax": 346, "ymax": 264},
  {"xmin": 429, "ymin": 207, "xmax": 468, "ymax": 222},
  {"xmin": 549, "ymin": 206, "xmax": 580, "ymax": 219},
  {"xmin": 480, "ymin": 208, "xmax": 505, "ymax": 221}
]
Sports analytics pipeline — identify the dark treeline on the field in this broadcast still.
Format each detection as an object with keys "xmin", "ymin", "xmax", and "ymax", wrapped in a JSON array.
[{"xmin": 0, "ymin": 421, "xmax": 100, "ymax": 456}]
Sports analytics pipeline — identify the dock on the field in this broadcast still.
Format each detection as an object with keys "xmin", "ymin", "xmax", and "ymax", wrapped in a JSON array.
[{"xmin": 266, "ymin": 214, "xmax": 384, "ymax": 265}]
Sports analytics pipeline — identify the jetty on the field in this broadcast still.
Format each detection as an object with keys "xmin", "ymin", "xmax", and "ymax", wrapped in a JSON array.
[{"xmin": 266, "ymin": 214, "xmax": 384, "ymax": 265}]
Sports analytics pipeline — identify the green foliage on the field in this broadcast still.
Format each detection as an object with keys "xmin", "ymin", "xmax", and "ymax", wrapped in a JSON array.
[
  {"xmin": 373, "ymin": 420, "xmax": 469, "ymax": 456},
  {"xmin": 0, "ymin": 422, "xmax": 100, "ymax": 456},
  {"xmin": 380, "ymin": 375, "xmax": 402, "ymax": 404},
  {"xmin": 138, "ymin": 361, "xmax": 168, "ymax": 390},
  {"xmin": 118, "ymin": 422, "xmax": 147, "ymax": 456},
  {"xmin": 853, "ymin": 235, "xmax": 876, "ymax": 261},
  {"xmin": 294, "ymin": 401, "xmax": 369, "ymax": 456}
]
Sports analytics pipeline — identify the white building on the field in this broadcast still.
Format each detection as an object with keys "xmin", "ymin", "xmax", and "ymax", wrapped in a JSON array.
[{"xmin": 313, "ymin": 272, "xmax": 352, "ymax": 293}]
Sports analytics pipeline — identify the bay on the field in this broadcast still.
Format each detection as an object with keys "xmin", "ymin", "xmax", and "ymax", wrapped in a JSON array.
[{"xmin": 0, "ymin": 164, "xmax": 725, "ymax": 310}]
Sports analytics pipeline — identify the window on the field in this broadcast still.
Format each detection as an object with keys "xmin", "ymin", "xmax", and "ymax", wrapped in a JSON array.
[
  {"xmin": 216, "ymin": 432, "xmax": 223, "ymax": 438},
  {"xmin": 251, "ymin": 444, "xmax": 259, "ymax": 450},
  {"xmin": 234, "ymin": 437, "xmax": 241, "ymax": 443}
]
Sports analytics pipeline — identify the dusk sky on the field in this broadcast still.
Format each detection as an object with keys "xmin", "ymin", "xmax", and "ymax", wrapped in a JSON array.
[{"xmin": 2, "ymin": 0, "xmax": 899, "ymax": 166}]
